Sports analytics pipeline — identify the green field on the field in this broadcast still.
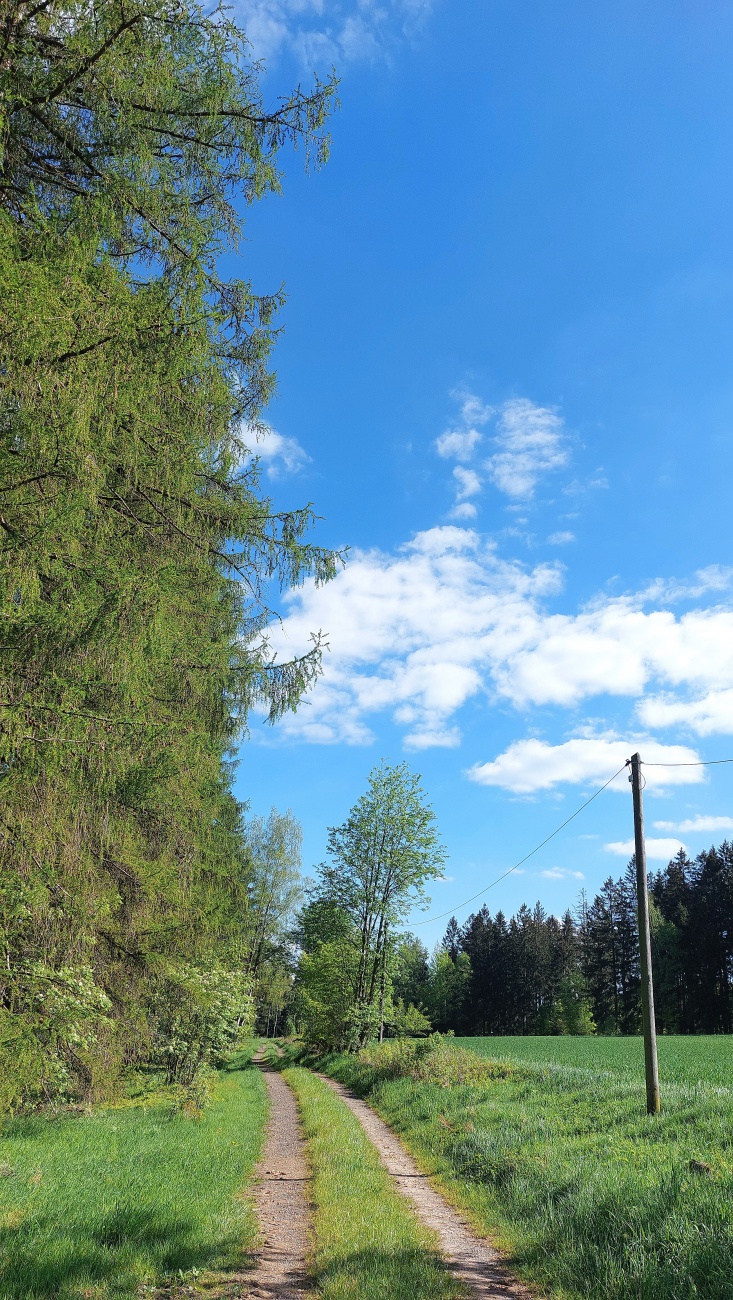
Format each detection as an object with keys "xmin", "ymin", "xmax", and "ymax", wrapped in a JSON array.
[
  {"xmin": 454, "ymin": 1034, "xmax": 733, "ymax": 1089},
  {"xmin": 0, "ymin": 1054, "xmax": 266, "ymax": 1300}
]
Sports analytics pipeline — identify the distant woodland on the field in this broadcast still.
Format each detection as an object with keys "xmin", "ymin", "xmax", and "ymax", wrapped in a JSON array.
[{"xmin": 392, "ymin": 846, "xmax": 733, "ymax": 1039}]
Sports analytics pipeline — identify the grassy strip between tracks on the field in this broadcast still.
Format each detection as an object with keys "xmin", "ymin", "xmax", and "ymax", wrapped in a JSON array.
[
  {"xmin": 288, "ymin": 1036, "xmax": 733, "ymax": 1300},
  {"xmin": 282, "ymin": 1065, "xmax": 463, "ymax": 1300},
  {"xmin": 0, "ymin": 1048, "xmax": 267, "ymax": 1300}
]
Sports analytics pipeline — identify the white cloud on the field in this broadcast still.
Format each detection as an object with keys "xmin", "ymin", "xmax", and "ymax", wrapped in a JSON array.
[
  {"xmin": 496, "ymin": 601, "xmax": 733, "ymax": 710},
  {"xmin": 548, "ymin": 531, "xmax": 575, "ymax": 545},
  {"xmin": 436, "ymin": 393, "xmax": 570, "ymax": 513},
  {"xmin": 486, "ymin": 399, "xmax": 569, "ymax": 499},
  {"xmin": 467, "ymin": 737, "xmax": 704, "ymax": 794},
  {"xmin": 268, "ymin": 522, "xmax": 733, "ymax": 751},
  {"xmin": 654, "ymin": 815, "xmax": 733, "ymax": 834},
  {"xmin": 270, "ymin": 526, "xmax": 559, "ymax": 746},
  {"xmin": 450, "ymin": 501, "xmax": 478, "ymax": 521},
  {"xmin": 639, "ymin": 687, "xmax": 733, "ymax": 736},
  {"xmin": 542, "ymin": 868, "xmax": 585, "ymax": 880},
  {"xmin": 239, "ymin": 0, "xmax": 433, "ymax": 65},
  {"xmin": 605, "ymin": 838, "xmax": 686, "ymax": 861},
  {"xmin": 435, "ymin": 390, "xmax": 492, "ymax": 515},
  {"xmin": 453, "ymin": 466, "xmax": 482, "ymax": 500},
  {"xmin": 641, "ymin": 565, "xmax": 733, "ymax": 604},
  {"xmin": 246, "ymin": 424, "xmax": 310, "ymax": 477},
  {"xmin": 436, "ymin": 428, "xmax": 483, "ymax": 460}
]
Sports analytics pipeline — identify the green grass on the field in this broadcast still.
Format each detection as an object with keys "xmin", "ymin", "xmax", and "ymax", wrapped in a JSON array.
[
  {"xmin": 455, "ymin": 1034, "xmax": 733, "ymax": 1089},
  {"xmin": 0, "ymin": 1052, "xmax": 267, "ymax": 1300},
  {"xmin": 316, "ymin": 1038, "xmax": 733, "ymax": 1300},
  {"xmin": 283, "ymin": 1066, "xmax": 463, "ymax": 1300}
]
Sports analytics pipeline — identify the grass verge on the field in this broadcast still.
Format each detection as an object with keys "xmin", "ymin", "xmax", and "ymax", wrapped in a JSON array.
[
  {"xmin": 283, "ymin": 1065, "xmax": 463, "ymax": 1300},
  {"xmin": 0, "ymin": 1049, "xmax": 267, "ymax": 1300},
  {"xmin": 310, "ymin": 1037, "xmax": 733, "ymax": 1300}
]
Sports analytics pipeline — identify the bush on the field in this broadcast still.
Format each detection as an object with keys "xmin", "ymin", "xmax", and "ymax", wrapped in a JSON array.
[
  {"xmin": 359, "ymin": 1033, "xmax": 518, "ymax": 1086},
  {"xmin": 150, "ymin": 964, "xmax": 253, "ymax": 1085},
  {"xmin": 389, "ymin": 999, "xmax": 432, "ymax": 1038},
  {"xmin": 172, "ymin": 1064, "xmax": 219, "ymax": 1119},
  {"xmin": 0, "ymin": 965, "xmax": 113, "ymax": 1112}
]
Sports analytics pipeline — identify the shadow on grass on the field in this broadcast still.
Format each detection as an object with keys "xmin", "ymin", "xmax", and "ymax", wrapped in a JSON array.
[
  {"xmin": 317, "ymin": 1245, "xmax": 454, "ymax": 1300},
  {"xmin": 220, "ymin": 1048, "xmax": 262, "ymax": 1073},
  {"xmin": 0, "ymin": 1202, "xmax": 242, "ymax": 1298}
]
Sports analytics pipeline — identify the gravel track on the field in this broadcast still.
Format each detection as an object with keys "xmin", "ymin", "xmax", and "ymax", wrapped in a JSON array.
[
  {"xmin": 317, "ymin": 1072, "xmax": 537, "ymax": 1300},
  {"xmin": 245, "ymin": 1054, "xmax": 311, "ymax": 1299}
]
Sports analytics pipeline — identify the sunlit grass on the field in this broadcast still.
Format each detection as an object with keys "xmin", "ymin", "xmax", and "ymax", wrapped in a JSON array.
[
  {"xmin": 0, "ymin": 1051, "xmax": 267, "ymax": 1300},
  {"xmin": 318, "ymin": 1040, "xmax": 733, "ymax": 1300},
  {"xmin": 283, "ymin": 1066, "xmax": 464, "ymax": 1300}
]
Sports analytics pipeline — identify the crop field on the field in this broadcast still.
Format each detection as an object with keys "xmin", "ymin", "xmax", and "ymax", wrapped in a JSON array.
[{"xmin": 453, "ymin": 1034, "xmax": 733, "ymax": 1089}]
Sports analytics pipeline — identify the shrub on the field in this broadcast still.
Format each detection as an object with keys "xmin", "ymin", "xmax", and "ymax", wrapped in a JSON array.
[
  {"xmin": 389, "ymin": 999, "xmax": 432, "ymax": 1038},
  {"xmin": 0, "ymin": 964, "xmax": 113, "ymax": 1112},
  {"xmin": 150, "ymin": 964, "xmax": 253, "ymax": 1085},
  {"xmin": 359, "ymin": 1034, "xmax": 518, "ymax": 1086}
]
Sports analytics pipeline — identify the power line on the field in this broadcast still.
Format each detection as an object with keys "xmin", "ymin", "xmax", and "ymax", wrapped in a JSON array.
[
  {"xmin": 414, "ymin": 762, "xmax": 629, "ymax": 928},
  {"xmin": 641, "ymin": 757, "xmax": 733, "ymax": 768}
]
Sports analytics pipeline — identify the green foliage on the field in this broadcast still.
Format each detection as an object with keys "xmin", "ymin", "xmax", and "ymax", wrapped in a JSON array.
[
  {"xmin": 554, "ymin": 972, "xmax": 596, "ymax": 1035},
  {"xmin": 0, "ymin": 964, "xmax": 114, "ymax": 1112},
  {"xmin": 443, "ymin": 843, "xmax": 733, "ymax": 1040},
  {"xmin": 0, "ymin": 0, "xmax": 337, "ymax": 1106},
  {"xmin": 358, "ymin": 1034, "xmax": 514, "ymax": 1087},
  {"xmin": 245, "ymin": 812, "xmax": 303, "ymax": 951},
  {"xmin": 295, "ymin": 939, "xmax": 362, "ymax": 1051},
  {"xmin": 425, "ymin": 949, "xmax": 471, "ymax": 1033},
  {"xmin": 651, "ymin": 843, "xmax": 733, "ymax": 1033},
  {"xmin": 389, "ymin": 999, "xmax": 432, "ymax": 1038},
  {"xmin": 283, "ymin": 1066, "xmax": 458, "ymax": 1300},
  {"xmin": 304, "ymin": 762, "xmax": 446, "ymax": 1048},
  {"xmin": 149, "ymin": 963, "xmax": 253, "ymax": 1085},
  {"xmin": 391, "ymin": 932, "xmax": 430, "ymax": 1007},
  {"xmin": 1, "ymin": 0, "xmax": 336, "ymax": 272},
  {"xmin": 0, "ymin": 1058, "xmax": 267, "ymax": 1298}
]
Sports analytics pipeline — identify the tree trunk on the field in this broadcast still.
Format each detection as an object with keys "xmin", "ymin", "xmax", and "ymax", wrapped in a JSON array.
[{"xmin": 378, "ymin": 924, "xmax": 389, "ymax": 1041}]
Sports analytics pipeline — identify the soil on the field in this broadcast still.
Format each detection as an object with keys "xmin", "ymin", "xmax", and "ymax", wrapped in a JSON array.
[
  {"xmin": 317, "ymin": 1073, "xmax": 537, "ymax": 1300},
  {"xmin": 245, "ymin": 1053, "xmax": 312, "ymax": 1298}
]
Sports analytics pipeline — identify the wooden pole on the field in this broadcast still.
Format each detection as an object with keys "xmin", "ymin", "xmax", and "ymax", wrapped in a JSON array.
[{"xmin": 629, "ymin": 752, "xmax": 661, "ymax": 1114}]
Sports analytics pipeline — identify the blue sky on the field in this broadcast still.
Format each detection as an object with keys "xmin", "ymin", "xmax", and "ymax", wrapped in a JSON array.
[{"xmin": 230, "ymin": 0, "xmax": 733, "ymax": 947}]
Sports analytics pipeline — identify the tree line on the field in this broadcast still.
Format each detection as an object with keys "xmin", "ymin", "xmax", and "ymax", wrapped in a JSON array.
[
  {"xmin": 384, "ymin": 844, "xmax": 733, "ymax": 1039},
  {"xmin": 0, "ymin": 0, "xmax": 337, "ymax": 1111},
  {"xmin": 256, "ymin": 759, "xmax": 733, "ymax": 1050}
]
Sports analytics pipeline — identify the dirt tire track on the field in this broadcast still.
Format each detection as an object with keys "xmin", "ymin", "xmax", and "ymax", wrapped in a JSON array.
[
  {"xmin": 317, "ymin": 1073, "xmax": 537, "ymax": 1300},
  {"xmin": 245, "ymin": 1052, "xmax": 311, "ymax": 1298}
]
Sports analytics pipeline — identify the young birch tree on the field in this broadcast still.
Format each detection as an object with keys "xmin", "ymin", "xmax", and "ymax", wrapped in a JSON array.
[{"xmin": 320, "ymin": 762, "xmax": 446, "ymax": 1044}]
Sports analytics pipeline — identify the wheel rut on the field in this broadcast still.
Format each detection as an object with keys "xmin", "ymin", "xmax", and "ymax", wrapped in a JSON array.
[
  {"xmin": 245, "ymin": 1052, "xmax": 311, "ymax": 1298},
  {"xmin": 316, "ymin": 1073, "xmax": 537, "ymax": 1300}
]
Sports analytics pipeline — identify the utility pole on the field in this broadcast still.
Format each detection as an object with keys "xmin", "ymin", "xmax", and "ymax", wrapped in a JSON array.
[{"xmin": 629, "ymin": 752, "xmax": 661, "ymax": 1114}]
